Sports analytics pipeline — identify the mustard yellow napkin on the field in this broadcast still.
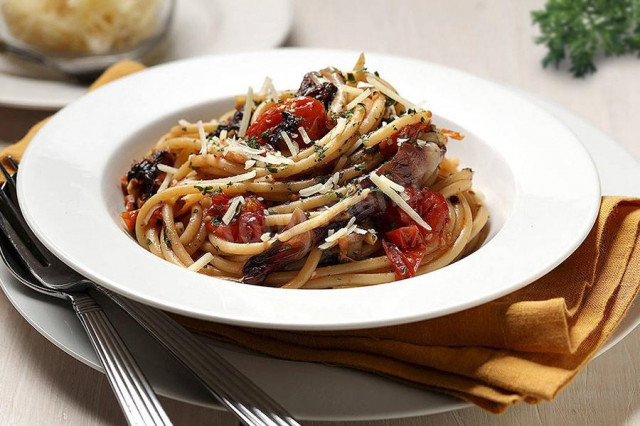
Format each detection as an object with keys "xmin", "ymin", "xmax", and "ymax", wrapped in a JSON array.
[{"xmin": 5, "ymin": 62, "xmax": 639, "ymax": 414}]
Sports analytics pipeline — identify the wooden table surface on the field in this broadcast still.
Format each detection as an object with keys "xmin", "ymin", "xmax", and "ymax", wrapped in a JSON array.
[{"xmin": 2, "ymin": 0, "xmax": 640, "ymax": 424}]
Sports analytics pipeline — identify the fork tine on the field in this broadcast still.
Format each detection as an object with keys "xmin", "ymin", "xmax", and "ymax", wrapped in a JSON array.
[
  {"xmin": 0, "ymin": 187, "xmax": 48, "ymax": 265},
  {"xmin": 0, "ymin": 225, "xmax": 59, "ymax": 297},
  {"xmin": 0, "ymin": 208, "xmax": 47, "ymax": 272},
  {"xmin": 7, "ymin": 156, "xmax": 19, "ymax": 171},
  {"xmin": 0, "ymin": 162, "xmax": 18, "ymax": 204}
]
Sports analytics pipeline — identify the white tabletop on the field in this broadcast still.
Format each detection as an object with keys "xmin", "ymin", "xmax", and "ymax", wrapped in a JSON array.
[{"xmin": 1, "ymin": 0, "xmax": 640, "ymax": 424}]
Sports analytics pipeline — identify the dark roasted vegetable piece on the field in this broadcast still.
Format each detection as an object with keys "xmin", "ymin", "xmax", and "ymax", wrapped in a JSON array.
[
  {"xmin": 210, "ymin": 109, "xmax": 243, "ymax": 137},
  {"xmin": 296, "ymin": 72, "xmax": 338, "ymax": 109},
  {"xmin": 126, "ymin": 150, "xmax": 175, "ymax": 202},
  {"xmin": 242, "ymin": 195, "xmax": 387, "ymax": 285}
]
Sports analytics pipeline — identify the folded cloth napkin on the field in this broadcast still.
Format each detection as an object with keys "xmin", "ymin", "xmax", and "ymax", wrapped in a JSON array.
[{"xmin": 3, "ymin": 62, "xmax": 639, "ymax": 414}]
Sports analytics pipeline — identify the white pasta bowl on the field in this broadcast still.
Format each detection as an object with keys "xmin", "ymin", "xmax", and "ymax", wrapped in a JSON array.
[{"xmin": 17, "ymin": 49, "xmax": 600, "ymax": 330}]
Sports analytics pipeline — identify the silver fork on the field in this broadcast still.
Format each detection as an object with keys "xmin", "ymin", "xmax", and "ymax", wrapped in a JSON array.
[
  {"xmin": 0, "ymin": 160, "xmax": 300, "ymax": 426},
  {"xmin": 0, "ymin": 162, "xmax": 173, "ymax": 426}
]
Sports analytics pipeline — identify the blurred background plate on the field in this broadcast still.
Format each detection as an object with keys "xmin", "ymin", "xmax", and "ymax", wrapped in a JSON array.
[{"xmin": 0, "ymin": 0, "xmax": 293, "ymax": 110}]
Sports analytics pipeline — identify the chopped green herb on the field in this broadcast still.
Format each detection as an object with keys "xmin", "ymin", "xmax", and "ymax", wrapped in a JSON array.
[
  {"xmin": 246, "ymin": 136, "xmax": 260, "ymax": 149},
  {"xmin": 194, "ymin": 185, "xmax": 215, "ymax": 195},
  {"xmin": 347, "ymin": 72, "xmax": 356, "ymax": 83},
  {"xmin": 385, "ymin": 96, "xmax": 396, "ymax": 107}
]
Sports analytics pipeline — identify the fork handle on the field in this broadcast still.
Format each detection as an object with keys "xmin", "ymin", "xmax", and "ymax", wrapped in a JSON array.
[
  {"xmin": 102, "ymin": 289, "xmax": 300, "ymax": 426},
  {"xmin": 71, "ymin": 293, "xmax": 173, "ymax": 426}
]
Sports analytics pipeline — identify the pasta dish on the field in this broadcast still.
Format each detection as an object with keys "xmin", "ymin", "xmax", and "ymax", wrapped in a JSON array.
[{"xmin": 120, "ymin": 54, "xmax": 488, "ymax": 289}]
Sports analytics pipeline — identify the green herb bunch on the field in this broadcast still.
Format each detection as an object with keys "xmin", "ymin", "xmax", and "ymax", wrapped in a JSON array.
[{"xmin": 531, "ymin": 0, "xmax": 640, "ymax": 77}]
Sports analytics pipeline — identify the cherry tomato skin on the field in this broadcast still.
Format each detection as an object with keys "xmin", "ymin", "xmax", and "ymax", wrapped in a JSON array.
[
  {"xmin": 214, "ymin": 223, "xmax": 237, "ymax": 242},
  {"xmin": 406, "ymin": 188, "xmax": 450, "ymax": 235},
  {"xmin": 205, "ymin": 195, "xmax": 265, "ymax": 243},
  {"xmin": 385, "ymin": 225, "xmax": 422, "ymax": 250},
  {"xmin": 246, "ymin": 97, "xmax": 327, "ymax": 146},
  {"xmin": 382, "ymin": 189, "xmax": 449, "ymax": 280},
  {"xmin": 121, "ymin": 210, "xmax": 139, "ymax": 233},
  {"xmin": 242, "ymin": 196, "xmax": 266, "ymax": 213},
  {"xmin": 207, "ymin": 193, "xmax": 232, "ymax": 215},
  {"xmin": 379, "ymin": 122, "xmax": 432, "ymax": 159},
  {"xmin": 385, "ymin": 188, "xmax": 449, "ymax": 236},
  {"xmin": 382, "ymin": 240, "xmax": 424, "ymax": 280},
  {"xmin": 238, "ymin": 212, "xmax": 265, "ymax": 243}
]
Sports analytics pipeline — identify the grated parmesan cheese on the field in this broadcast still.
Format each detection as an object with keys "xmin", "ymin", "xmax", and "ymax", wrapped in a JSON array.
[
  {"xmin": 237, "ymin": 86, "xmax": 254, "ymax": 137},
  {"xmin": 377, "ymin": 174, "xmax": 405, "ymax": 193},
  {"xmin": 197, "ymin": 120, "xmax": 208, "ymax": 155},
  {"xmin": 225, "ymin": 139, "xmax": 265, "ymax": 156},
  {"xmin": 298, "ymin": 172, "xmax": 339, "ymax": 198},
  {"xmin": 281, "ymin": 132, "xmax": 299, "ymax": 156},
  {"xmin": 2, "ymin": 0, "xmax": 162, "ymax": 55},
  {"xmin": 341, "ymin": 85, "xmax": 364, "ymax": 96},
  {"xmin": 298, "ymin": 183, "xmax": 325, "ymax": 198},
  {"xmin": 365, "ymin": 75, "xmax": 421, "ymax": 111},
  {"xmin": 250, "ymin": 152, "xmax": 294, "ymax": 165},
  {"xmin": 369, "ymin": 172, "xmax": 431, "ymax": 231},
  {"xmin": 319, "ymin": 217, "xmax": 358, "ymax": 250},
  {"xmin": 222, "ymin": 196, "xmax": 245, "ymax": 225},
  {"xmin": 356, "ymin": 81, "xmax": 374, "ymax": 89},
  {"xmin": 298, "ymin": 127, "xmax": 312, "ymax": 145},
  {"xmin": 187, "ymin": 252, "xmax": 214, "ymax": 272},
  {"xmin": 345, "ymin": 89, "xmax": 371, "ymax": 110},
  {"xmin": 259, "ymin": 76, "xmax": 272, "ymax": 96},
  {"xmin": 156, "ymin": 172, "xmax": 173, "ymax": 193},
  {"xmin": 157, "ymin": 164, "xmax": 178, "ymax": 174},
  {"xmin": 260, "ymin": 233, "xmax": 272, "ymax": 242}
]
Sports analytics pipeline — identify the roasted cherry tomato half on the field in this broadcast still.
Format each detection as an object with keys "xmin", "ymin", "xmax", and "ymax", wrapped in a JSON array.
[
  {"xmin": 382, "ymin": 240, "xmax": 424, "ymax": 280},
  {"xmin": 379, "ymin": 122, "xmax": 432, "ymax": 158},
  {"xmin": 205, "ymin": 195, "xmax": 266, "ymax": 243},
  {"xmin": 246, "ymin": 97, "xmax": 328, "ymax": 149},
  {"xmin": 121, "ymin": 210, "xmax": 139, "ymax": 233},
  {"xmin": 385, "ymin": 225, "xmax": 422, "ymax": 250}
]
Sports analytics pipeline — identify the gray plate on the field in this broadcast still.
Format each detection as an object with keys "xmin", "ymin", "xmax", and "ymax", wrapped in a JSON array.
[{"xmin": 1, "ymin": 94, "xmax": 638, "ymax": 421}]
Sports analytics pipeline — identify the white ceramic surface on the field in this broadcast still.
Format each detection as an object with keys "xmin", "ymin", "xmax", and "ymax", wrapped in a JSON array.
[
  {"xmin": 2, "ymin": 97, "xmax": 637, "ymax": 421},
  {"xmin": 0, "ymin": 0, "xmax": 293, "ymax": 109},
  {"xmin": 16, "ymin": 49, "xmax": 601, "ymax": 330}
]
